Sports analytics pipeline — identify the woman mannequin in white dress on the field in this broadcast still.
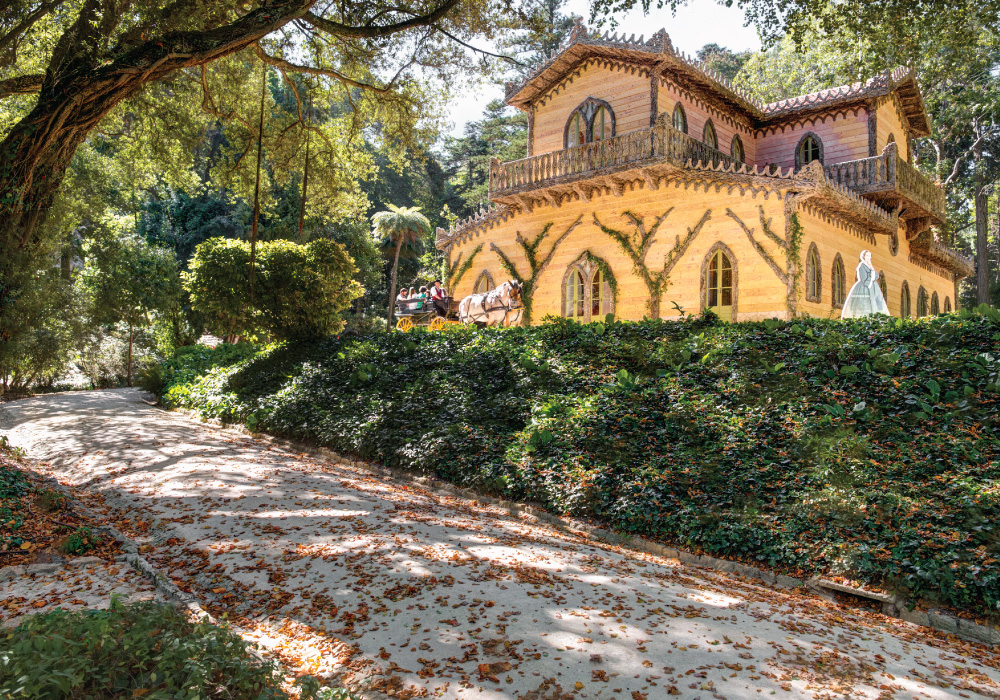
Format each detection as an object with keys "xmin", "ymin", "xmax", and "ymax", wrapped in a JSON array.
[{"xmin": 841, "ymin": 250, "xmax": 890, "ymax": 319}]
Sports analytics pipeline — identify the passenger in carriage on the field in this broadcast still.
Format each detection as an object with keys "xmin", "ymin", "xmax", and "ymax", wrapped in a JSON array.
[
  {"xmin": 430, "ymin": 279, "xmax": 448, "ymax": 316},
  {"xmin": 417, "ymin": 285, "xmax": 429, "ymax": 299},
  {"xmin": 396, "ymin": 288, "xmax": 409, "ymax": 302}
]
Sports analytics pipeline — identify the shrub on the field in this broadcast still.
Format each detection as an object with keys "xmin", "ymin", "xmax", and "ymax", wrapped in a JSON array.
[
  {"xmin": 156, "ymin": 311, "xmax": 1000, "ymax": 616},
  {"xmin": 58, "ymin": 526, "xmax": 102, "ymax": 554},
  {"xmin": 0, "ymin": 601, "xmax": 289, "ymax": 699}
]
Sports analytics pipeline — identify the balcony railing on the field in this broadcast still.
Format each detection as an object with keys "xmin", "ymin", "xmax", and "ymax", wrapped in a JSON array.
[
  {"xmin": 489, "ymin": 121, "xmax": 735, "ymax": 195},
  {"xmin": 822, "ymin": 144, "xmax": 946, "ymax": 222}
]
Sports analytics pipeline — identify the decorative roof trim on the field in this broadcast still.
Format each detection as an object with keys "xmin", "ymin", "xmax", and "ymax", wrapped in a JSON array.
[{"xmin": 505, "ymin": 22, "xmax": 931, "ymax": 136}]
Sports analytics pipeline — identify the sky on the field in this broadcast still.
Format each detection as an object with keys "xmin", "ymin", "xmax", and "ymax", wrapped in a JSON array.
[{"xmin": 444, "ymin": 0, "xmax": 763, "ymax": 136}]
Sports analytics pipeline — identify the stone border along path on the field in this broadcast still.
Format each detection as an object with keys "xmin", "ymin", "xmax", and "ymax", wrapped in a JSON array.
[{"xmin": 1, "ymin": 388, "xmax": 998, "ymax": 700}]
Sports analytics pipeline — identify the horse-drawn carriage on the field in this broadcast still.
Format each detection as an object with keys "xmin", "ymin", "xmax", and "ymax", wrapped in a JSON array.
[
  {"xmin": 393, "ymin": 297, "xmax": 460, "ymax": 332},
  {"xmin": 394, "ymin": 280, "xmax": 524, "ymax": 332}
]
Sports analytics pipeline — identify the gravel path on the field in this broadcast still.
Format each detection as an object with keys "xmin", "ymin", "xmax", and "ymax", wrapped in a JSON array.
[{"xmin": 2, "ymin": 389, "xmax": 998, "ymax": 699}]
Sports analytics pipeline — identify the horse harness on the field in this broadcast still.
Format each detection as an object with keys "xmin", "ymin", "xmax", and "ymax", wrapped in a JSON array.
[{"xmin": 465, "ymin": 288, "xmax": 523, "ymax": 323}]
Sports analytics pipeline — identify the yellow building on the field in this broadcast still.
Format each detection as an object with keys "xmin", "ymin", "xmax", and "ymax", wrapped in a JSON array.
[{"xmin": 436, "ymin": 23, "xmax": 973, "ymax": 323}]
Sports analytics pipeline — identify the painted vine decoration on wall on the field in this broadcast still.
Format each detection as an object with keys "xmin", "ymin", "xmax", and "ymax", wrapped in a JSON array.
[
  {"xmin": 491, "ymin": 216, "xmax": 584, "ymax": 325},
  {"xmin": 444, "ymin": 243, "xmax": 482, "ymax": 292},
  {"xmin": 725, "ymin": 205, "xmax": 801, "ymax": 315},
  {"xmin": 593, "ymin": 208, "xmax": 711, "ymax": 318}
]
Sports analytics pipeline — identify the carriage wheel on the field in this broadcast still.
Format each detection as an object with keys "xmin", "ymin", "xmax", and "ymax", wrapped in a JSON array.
[
  {"xmin": 429, "ymin": 317, "xmax": 447, "ymax": 332},
  {"xmin": 396, "ymin": 317, "xmax": 414, "ymax": 333}
]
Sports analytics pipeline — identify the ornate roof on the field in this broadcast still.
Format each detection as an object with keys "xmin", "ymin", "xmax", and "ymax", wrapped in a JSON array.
[{"xmin": 505, "ymin": 24, "xmax": 931, "ymax": 136}]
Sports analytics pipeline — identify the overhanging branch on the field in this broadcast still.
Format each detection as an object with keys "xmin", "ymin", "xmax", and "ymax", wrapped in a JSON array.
[
  {"xmin": 303, "ymin": 0, "xmax": 460, "ymax": 38},
  {"xmin": 253, "ymin": 44, "xmax": 390, "ymax": 93},
  {"xmin": 0, "ymin": 74, "xmax": 43, "ymax": 99}
]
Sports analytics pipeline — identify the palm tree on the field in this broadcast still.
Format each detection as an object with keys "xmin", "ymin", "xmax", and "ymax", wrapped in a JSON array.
[{"xmin": 371, "ymin": 204, "xmax": 432, "ymax": 331}]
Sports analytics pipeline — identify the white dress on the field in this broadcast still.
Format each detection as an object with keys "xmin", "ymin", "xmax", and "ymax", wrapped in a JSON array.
[{"xmin": 841, "ymin": 262, "xmax": 890, "ymax": 318}]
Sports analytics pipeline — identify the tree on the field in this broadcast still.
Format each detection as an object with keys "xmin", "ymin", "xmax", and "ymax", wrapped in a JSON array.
[
  {"xmin": 696, "ymin": 44, "xmax": 753, "ymax": 83},
  {"xmin": 0, "ymin": 0, "xmax": 519, "ymax": 339},
  {"xmin": 78, "ymin": 234, "xmax": 182, "ymax": 385},
  {"xmin": 498, "ymin": 0, "xmax": 580, "ymax": 78},
  {"xmin": 594, "ymin": 0, "xmax": 1000, "ymax": 71},
  {"xmin": 183, "ymin": 237, "xmax": 362, "ymax": 341},
  {"xmin": 371, "ymin": 204, "xmax": 432, "ymax": 330}
]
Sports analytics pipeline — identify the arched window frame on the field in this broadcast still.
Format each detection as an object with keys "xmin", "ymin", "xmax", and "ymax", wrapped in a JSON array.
[
  {"xmin": 917, "ymin": 286, "xmax": 929, "ymax": 317},
  {"xmin": 805, "ymin": 243, "xmax": 822, "ymax": 303},
  {"xmin": 672, "ymin": 103, "xmax": 688, "ymax": 134},
  {"xmin": 878, "ymin": 270, "xmax": 888, "ymax": 301},
  {"xmin": 473, "ymin": 270, "xmax": 495, "ymax": 295},
  {"xmin": 831, "ymin": 253, "xmax": 846, "ymax": 309},
  {"xmin": 703, "ymin": 119, "xmax": 718, "ymax": 149},
  {"xmin": 730, "ymin": 135, "xmax": 745, "ymax": 163},
  {"xmin": 900, "ymin": 281, "xmax": 911, "ymax": 318},
  {"xmin": 561, "ymin": 254, "xmax": 615, "ymax": 322},
  {"xmin": 931, "ymin": 291, "xmax": 940, "ymax": 315},
  {"xmin": 944, "ymin": 296, "xmax": 952, "ymax": 313},
  {"xmin": 563, "ymin": 97, "xmax": 616, "ymax": 148},
  {"xmin": 699, "ymin": 241, "xmax": 739, "ymax": 321},
  {"xmin": 795, "ymin": 131, "xmax": 825, "ymax": 169}
]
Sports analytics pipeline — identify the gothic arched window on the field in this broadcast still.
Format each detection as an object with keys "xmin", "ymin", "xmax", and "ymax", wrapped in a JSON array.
[
  {"xmin": 731, "ymin": 135, "xmax": 745, "ymax": 164},
  {"xmin": 564, "ymin": 98, "xmax": 616, "ymax": 148},
  {"xmin": 795, "ymin": 132, "xmax": 824, "ymax": 169},
  {"xmin": 805, "ymin": 243, "xmax": 821, "ymax": 302},
  {"xmin": 672, "ymin": 103, "xmax": 688, "ymax": 134},
  {"xmin": 703, "ymin": 119, "xmax": 718, "ymax": 149},
  {"xmin": 831, "ymin": 253, "xmax": 846, "ymax": 308}
]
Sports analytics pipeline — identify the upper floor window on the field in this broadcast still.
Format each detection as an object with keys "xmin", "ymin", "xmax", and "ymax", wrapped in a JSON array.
[
  {"xmin": 672, "ymin": 103, "xmax": 687, "ymax": 134},
  {"xmin": 703, "ymin": 120, "xmax": 718, "ymax": 149},
  {"xmin": 565, "ymin": 98, "xmax": 615, "ymax": 148},
  {"xmin": 795, "ymin": 132, "xmax": 824, "ymax": 169},
  {"xmin": 731, "ymin": 135, "xmax": 745, "ymax": 164}
]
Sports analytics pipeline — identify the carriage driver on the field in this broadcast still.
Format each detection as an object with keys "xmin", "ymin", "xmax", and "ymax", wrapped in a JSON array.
[{"xmin": 430, "ymin": 280, "xmax": 449, "ymax": 316}]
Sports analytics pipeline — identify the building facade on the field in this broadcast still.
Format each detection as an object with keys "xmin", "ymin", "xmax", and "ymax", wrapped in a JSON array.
[{"xmin": 436, "ymin": 24, "xmax": 973, "ymax": 323}]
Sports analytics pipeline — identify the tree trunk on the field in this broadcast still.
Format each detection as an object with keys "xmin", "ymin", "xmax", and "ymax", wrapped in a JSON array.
[
  {"xmin": 973, "ymin": 137, "xmax": 990, "ymax": 305},
  {"xmin": 127, "ymin": 321, "xmax": 134, "ymax": 387},
  {"xmin": 386, "ymin": 238, "xmax": 402, "ymax": 332}
]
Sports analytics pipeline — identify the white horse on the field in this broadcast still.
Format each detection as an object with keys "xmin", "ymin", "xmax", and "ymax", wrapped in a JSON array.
[{"xmin": 458, "ymin": 280, "xmax": 524, "ymax": 327}]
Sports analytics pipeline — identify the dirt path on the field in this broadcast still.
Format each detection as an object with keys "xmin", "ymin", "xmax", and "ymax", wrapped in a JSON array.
[{"xmin": 2, "ymin": 389, "xmax": 998, "ymax": 699}]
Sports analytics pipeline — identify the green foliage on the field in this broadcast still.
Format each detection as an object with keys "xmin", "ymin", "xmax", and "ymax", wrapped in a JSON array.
[
  {"xmin": 184, "ymin": 238, "xmax": 362, "ymax": 342},
  {"xmin": 0, "ymin": 601, "xmax": 291, "ymax": 699},
  {"xmin": 0, "ymin": 463, "xmax": 30, "ymax": 551},
  {"xmin": 59, "ymin": 527, "xmax": 102, "ymax": 555},
  {"xmin": 158, "ymin": 311, "xmax": 1000, "ymax": 615}
]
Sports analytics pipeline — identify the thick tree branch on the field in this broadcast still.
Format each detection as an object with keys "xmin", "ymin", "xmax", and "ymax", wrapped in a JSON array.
[
  {"xmin": 253, "ymin": 43, "xmax": 390, "ymax": 93},
  {"xmin": 303, "ymin": 0, "xmax": 460, "ymax": 38},
  {"xmin": 0, "ymin": 73, "xmax": 43, "ymax": 98}
]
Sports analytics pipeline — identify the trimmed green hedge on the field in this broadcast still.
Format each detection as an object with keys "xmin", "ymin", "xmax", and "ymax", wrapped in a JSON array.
[{"xmin": 160, "ymin": 310, "xmax": 1000, "ymax": 616}]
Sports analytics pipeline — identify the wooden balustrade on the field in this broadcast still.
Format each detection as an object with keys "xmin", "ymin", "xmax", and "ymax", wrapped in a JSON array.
[
  {"xmin": 489, "ymin": 123, "xmax": 734, "ymax": 194},
  {"xmin": 823, "ymin": 144, "xmax": 946, "ymax": 220},
  {"xmin": 489, "ymin": 127, "xmax": 946, "ymax": 222}
]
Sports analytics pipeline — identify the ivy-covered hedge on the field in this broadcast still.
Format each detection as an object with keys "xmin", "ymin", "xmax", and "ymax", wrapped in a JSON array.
[{"xmin": 160, "ymin": 310, "xmax": 1000, "ymax": 616}]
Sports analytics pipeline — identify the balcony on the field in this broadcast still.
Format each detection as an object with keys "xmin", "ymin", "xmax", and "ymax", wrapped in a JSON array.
[
  {"xmin": 487, "ymin": 124, "xmax": 947, "ymax": 227},
  {"xmin": 822, "ymin": 144, "xmax": 946, "ymax": 223},
  {"xmin": 488, "ymin": 120, "xmax": 736, "ymax": 205}
]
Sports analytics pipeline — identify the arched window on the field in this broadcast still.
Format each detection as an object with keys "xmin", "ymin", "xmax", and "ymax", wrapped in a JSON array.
[
  {"xmin": 474, "ymin": 270, "xmax": 495, "ymax": 295},
  {"xmin": 831, "ymin": 254, "xmax": 846, "ymax": 309},
  {"xmin": 565, "ymin": 268, "xmax": 585, "ymax": 319},
  {"xmin": 704, "ymin": 245, "xmax": 736, "ymax": 321},
  {"xmin": 901, "ymin": 281, "xmax": 911, "ymax": 318},
  {"xmin": 703, "ymin": 119, "xmax": 718, "ymax": 149},
  {"xmin": 564, "ymin": 97, "xmax": 616, "ymax": 148},
  {"xmin": 878, "ymin": 271, "xmax": 887, "ymax": 301},
  {"xmin": 731, "ymin": 135, "xmax": 745, "ymax": 164},
  {"xmin": 591, "ymin": 268, "xmax": 612, "ymax": 317},
  {"xmin": 795, "ymin": 132, "xmax": 824, "ymax": 169},
  {"xmin": 931, "ymin": 291, "xmax": 940, "ymax": 315},
  {"xmin": 917, "ymin": 286, "xmax": 929, "ymax": 317},
  {"xmin": 672, "ymin": 103, "xmax": 688, "ymax": 134},
  {"xmin": 805, "ymin": 243, "xmax": 821, "ymax": 302},
  {"xmin": 944, "ymin": 296, "xmax": 952, "ymax": 313},
  {"xmin": 563, "ymin": 255, "xmax": 615, "ymax": 322}
]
